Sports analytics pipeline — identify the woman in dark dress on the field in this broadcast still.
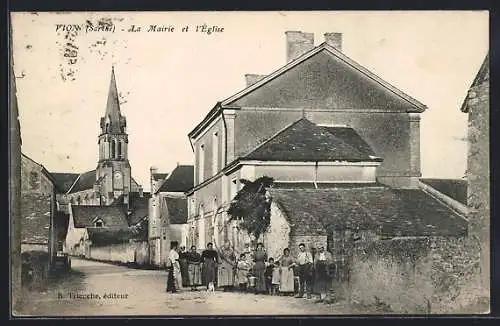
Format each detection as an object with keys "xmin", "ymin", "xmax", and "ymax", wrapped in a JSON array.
[
  {"xmin": 253, "ymin": 242, "xmax": 268, "ymax": 294},
  {"xmin": 313, "ymin": 246, "xmax": 334, "ymax": 302},
  {"xmin": 178, "ymin": 246, "xmax": 190, "ymax": 287},
  {"xmin": 201, "ymin": 242, "xmax": 219, "ymax": 290}
]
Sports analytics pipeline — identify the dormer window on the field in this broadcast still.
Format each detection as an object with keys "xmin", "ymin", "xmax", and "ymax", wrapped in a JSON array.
[{"xmin": 92, "ymin": 217, "xmax": 105, "ymax": 227}]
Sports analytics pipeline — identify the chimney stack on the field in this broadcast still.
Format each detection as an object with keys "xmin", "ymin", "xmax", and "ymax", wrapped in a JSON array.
[
  {"xmin": 285, "ymin": 31, "xmax": 315, "ymax": 62},
  {"xmin": 244, "ymin": 74, "xmax": 266, "ymax": 87},
  {"xmin": 324, "ymin": 33, "xmax": 342, "ymax": 52}
]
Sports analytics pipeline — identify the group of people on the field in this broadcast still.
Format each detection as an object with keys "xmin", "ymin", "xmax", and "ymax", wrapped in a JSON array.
[{"xmin": 166, "ymin": 240, "xmax": 336, "ymax": 302}]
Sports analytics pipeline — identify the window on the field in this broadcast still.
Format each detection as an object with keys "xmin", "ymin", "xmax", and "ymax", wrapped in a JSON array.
[
  {"xmin": 118, "ymin": 141, "xmax": 122, "ymax": 159},
  {"xmin": 94, "ymin": 219, "xmax": 104, "ymax": 227},
  {"xmin": 111, "ymin": 139, "xmax": 116, "ymax": 158},
  {"xmin": 198, "ymin": 144, "xmax": 205, "ymax": 183},
  {"xmin": 212, "ymin": 132, "xmax": 219, "ymax": 175},
  {"xmin": 199, "ymin": 204, "xmax": 205, "ymax": 248},
  {"xmin": 29, "ymin": 171, "xmax": 39, "ymax": 189}
]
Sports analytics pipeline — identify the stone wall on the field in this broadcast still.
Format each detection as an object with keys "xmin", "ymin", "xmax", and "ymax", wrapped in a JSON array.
[
  {"xmin": 347, "ymin": 234, "xmax": 484, "ymax": 314},
  {"xmin": 89, "ymin": 241, "xmax": 149, "ymax": 265}
]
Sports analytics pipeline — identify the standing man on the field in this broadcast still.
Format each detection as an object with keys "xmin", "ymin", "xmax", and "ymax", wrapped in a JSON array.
[{"xmin": 292, "ymin": 243, "xmax": 313, "ymax": 299}]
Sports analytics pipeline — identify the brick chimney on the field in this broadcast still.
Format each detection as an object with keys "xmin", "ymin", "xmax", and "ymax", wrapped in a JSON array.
[
  {"xmin": 285, "ymin": 31, "xmax": 315, "ymax": 62},
  {"xmin": 245, "ymin": 74, "xmax": 266, "ymax": 87},
  {"xmin": 324, "ymin": 33, "xmax": 342, "ymax": 52}
]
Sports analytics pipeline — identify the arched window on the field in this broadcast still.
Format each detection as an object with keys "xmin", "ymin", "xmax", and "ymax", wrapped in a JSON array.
[
  {"xmin": 118, "ymin": 141, "xmax": 122, "ymax": 159},
  {"xmin": 198, "ymin": 204, "xmax": 205, "ymax": 249},
  {"xmin": 105, "ymin": 115, "xmax": 111, "ymax": 133},
  {"xmin": 111, "ymin": 139, "xmax": 116, "ymax": 158}
]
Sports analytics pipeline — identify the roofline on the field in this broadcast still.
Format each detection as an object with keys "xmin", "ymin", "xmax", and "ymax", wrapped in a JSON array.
[
  {"xmin": 21, "ymin": 152, "xmax": 58, "ymax": 186},
  {"xmin": 188, "ymin": 102, "xmax": 223, "ymax": 139},
  {"xmin": 220, "ymin": 42, "xmax": 427, "ymax": 112},
  {"xmin": 460, "ymin": 52, "xmax": 489, "ymax": 113}
]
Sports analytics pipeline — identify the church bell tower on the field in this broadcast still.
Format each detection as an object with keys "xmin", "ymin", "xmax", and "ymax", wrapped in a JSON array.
[{"xmin": 96, "ymin": 66, "xmax": 132, "ymax": 205}]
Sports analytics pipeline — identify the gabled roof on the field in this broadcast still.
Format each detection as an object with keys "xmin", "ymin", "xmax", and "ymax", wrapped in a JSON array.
[
  {"xmin": 271, "ymin": 185, "xmax": 468, "ymax": 237},
  {"xmin": 189, "ymin": 42, "xmax": 427, "ymax": 139},
  {"xmin": 21, "ymin": 152, "xmax": 57, "ymax": 186},
  {"xmin": 67, "ymin": 170, "xmax": 96, "ymax": 194},
  {"xmin": 419, "ymin": 178, "xmax": 468, "ymax": 206},
  {"xmin": 157, "ymin": 165, "xmax": 194, "ymax": 193},
  {"xmin": 51, "ymin": 172, "xmax": 80, "ymax": 194},
  {"xmin": 243, "ymin": 118, "xmax": 381, "ymax": 162},
  {"xmin": 164, "ymin": 196, "xmax": 188, "ymax": 224},
  {"xmin": 461, "ymin": 53, "xmax": 489, "ymax": 113},
  {"xmin": 153, "ymin": 173, "xmax": 169, "ymax": 182},
  {"xmin": 127, "ymin": 193, "xmax": 151, "ymax": 225},
  {"xmin": 221, "ymin": 42, "xmax": 426, "ymax": 112},
  {"xmin": 71, "ymin": 205, "xmax": 129, "ymax": 228}
]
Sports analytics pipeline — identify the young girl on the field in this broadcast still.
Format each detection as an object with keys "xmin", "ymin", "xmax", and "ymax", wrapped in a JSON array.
[
  {"xmin": 271, "ymin": 261, "xmax": 281, "ymax": 295},
  {"xmin": 265, "ymin": 258, "xmax": 277, "ymax": 295},
  {"xmin": 235, "ymin": 253, "xmax": 252, "ymax": 292}
]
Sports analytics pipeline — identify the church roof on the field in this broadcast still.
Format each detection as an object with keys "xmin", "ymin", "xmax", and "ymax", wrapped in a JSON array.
[
  {"xmin": 157, "ymin": 165, "xmax": 194, "ymax": 194},
  {"xmin": 71, "ymin": 205, "xmax": 129, "ymax": 228},
  {"xmin": 243, "ymin": 118, "xmax": 381, "ymax": 162},
  {"xmin": 67, "ymin": 169, "xmax": 96, "ymax": 194},
  {"xmin": 51, "ymin": 172, "xmax": 80, "ymax": 194}
]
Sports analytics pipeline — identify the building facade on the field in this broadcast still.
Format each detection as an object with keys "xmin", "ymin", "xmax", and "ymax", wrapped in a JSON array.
[
  {"xmin": 149, "ymin": 165, "xmax": 193, "ymax": 265},
  {"xmin": 186, "ymin": 31, "xmax": 426, "ymax": 252}
]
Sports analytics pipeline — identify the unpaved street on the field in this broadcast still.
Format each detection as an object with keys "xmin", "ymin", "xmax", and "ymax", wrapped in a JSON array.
[{"xmin": 17, "ymin": 258, "xmax": 352, "ymax": 316}]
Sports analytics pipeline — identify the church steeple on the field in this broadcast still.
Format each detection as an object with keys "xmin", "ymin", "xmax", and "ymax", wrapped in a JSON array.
[
  {"xmin": 101, "ymin": 66, "xmax": 126, "ymax": 134},
  {"xmin": 96, "ymin": 66, "xmax": 132, "ymax": 206}
]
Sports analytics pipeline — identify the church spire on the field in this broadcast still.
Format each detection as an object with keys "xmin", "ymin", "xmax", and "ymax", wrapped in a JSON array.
[{"xmin": 101, "ymin": 66, "xmax": 126, "ymax": 134}]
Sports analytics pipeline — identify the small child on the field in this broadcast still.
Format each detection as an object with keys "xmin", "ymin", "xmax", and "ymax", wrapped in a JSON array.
[
  {"xmin": 265, "ymin": 258, "xmax": 276, "ymax": 295},
  {"xmin": 271, "ymin": 261, "xmax": 281, "ymax": 295},
  {"xmin": 236, "ymin": 253, "xmax": 251, "ymax": 292}
]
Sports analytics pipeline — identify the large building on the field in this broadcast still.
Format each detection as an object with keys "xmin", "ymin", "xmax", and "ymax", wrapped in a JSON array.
[{"xmin": 185, "ymin": 31, "xmax": 466, "ymax": 256}]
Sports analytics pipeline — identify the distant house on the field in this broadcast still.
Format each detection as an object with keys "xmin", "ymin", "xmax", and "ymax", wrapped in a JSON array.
[
  {"xmin": 148, "ymin": 164, "xmax": 193, "ymax": 266},
  {"xmin": 20, "ymin": 153, "xmax": 58, "ymax": 274},
  {"xmin": 65, "ymin": 202, "xmax": 149, "ymax": 264}
]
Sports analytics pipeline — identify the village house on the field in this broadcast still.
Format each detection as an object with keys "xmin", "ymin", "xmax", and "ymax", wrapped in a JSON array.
[
  {"xmin": 185, "ymin": 31, "xmax": 472, "ymax": 312},
  {"xmin": 20, "ymin": 153, "xmax": 68, "ymax": 275},
  {"xmin": 461, "ymin": 53, "xmax": 490, "ymax": 289},
  {"xmin": 149, "ymin": 164, "xmax": 194, "ymax": 266}
]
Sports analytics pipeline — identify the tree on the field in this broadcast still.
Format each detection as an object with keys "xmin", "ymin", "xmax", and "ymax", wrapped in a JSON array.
[{"xmin": 227, "ymin": 176, "xmax": 274, "ymax": 241}]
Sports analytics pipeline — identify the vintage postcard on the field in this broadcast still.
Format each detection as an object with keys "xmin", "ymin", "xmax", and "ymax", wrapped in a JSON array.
[{"xmin": 9, "ymin": 11, "xmax": 490, "ymax": 316}]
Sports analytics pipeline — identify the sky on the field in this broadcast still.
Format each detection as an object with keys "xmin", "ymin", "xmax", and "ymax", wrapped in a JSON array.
[{"xmin": 11, "ymin": 11, "xmax": 489, "ymax": 192}]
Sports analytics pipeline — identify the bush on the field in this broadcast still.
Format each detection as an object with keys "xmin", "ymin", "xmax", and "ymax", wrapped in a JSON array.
[{"xmin": 21, "ymin": 250, "xmax": 50, "ymax": 290}]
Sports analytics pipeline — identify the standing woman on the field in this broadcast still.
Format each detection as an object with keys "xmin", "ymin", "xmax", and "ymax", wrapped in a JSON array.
[
  {"xmin": 313, "ymin": 245, "xmax": 334, "ymax": 302},
  {"xmin": 278, "ymin": 248, "xmax": 295, "ymax": 296},
  {"xmin": 187, "ymin": 245, "xmax": 202, "ymax": 291},
  {"xmin": 178, "ymin": 246, "xmax": 190, "ymax": 288},
  {"xmin": 201, "ymin": 242, "xmax": 219, "ymax": 291},
  {"xmin": 166, "ymin": 241, "xmax": 179, "ymax": 293},
  {"xmin": 217, "ymin": 242, "xmax": 236, "ymax": 291},
  {"xmin": 253, "ymin": 242, "xmax": 268, "ymax": 294}
]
